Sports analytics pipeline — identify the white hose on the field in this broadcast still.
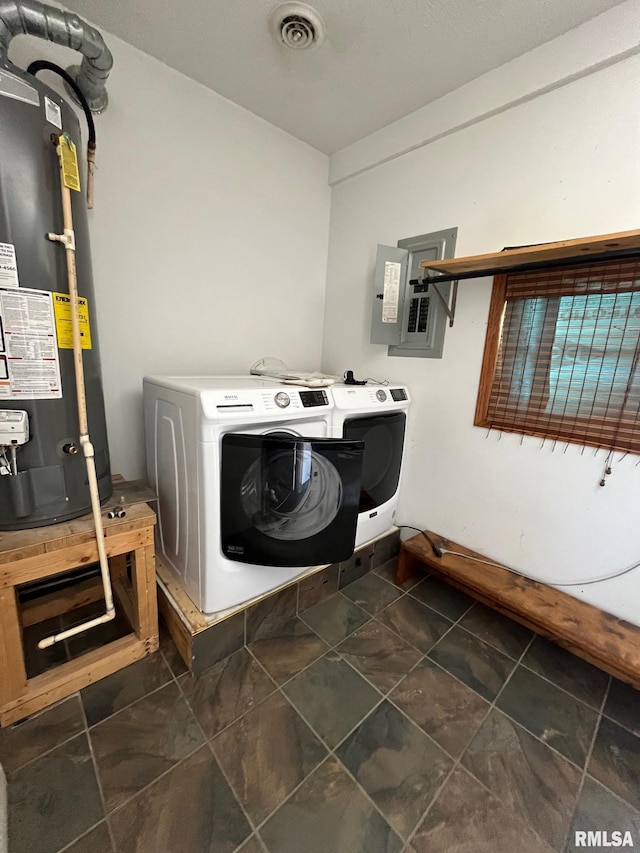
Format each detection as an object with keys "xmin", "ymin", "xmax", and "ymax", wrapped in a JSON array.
[
  {"xmin": 438, "ymin": 548, "xmax": 640, "ymax": 587},
  {"xmin": 402, "ymin": 525, "xmax": 640, "ymax": 588}
]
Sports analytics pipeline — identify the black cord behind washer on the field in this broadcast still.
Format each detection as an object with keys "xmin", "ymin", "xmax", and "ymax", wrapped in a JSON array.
[{"xmin": 399, "ymin": 525, "xmax": 443, "ymax": 559}]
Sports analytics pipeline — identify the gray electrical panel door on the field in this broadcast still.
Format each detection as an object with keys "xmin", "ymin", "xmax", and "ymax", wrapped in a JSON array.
[
  {"xmin": 371, "ymin": 228, "xmax": 457, "ymax": 358},
  {"xmin": 371, "ymin": 246, "xmax": 409, "ymax": 345}
]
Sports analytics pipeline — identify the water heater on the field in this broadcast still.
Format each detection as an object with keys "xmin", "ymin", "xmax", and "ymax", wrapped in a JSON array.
[{"xmin": 0, "ymin": 64, "xmax": 111, "ymax": 529}]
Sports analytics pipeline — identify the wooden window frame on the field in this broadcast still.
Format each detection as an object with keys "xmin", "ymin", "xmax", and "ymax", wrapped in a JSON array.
[
  {"xmin": 475, "ymin": 270, "xmax": 640, "ymax": 454},
  {"xmin": 475, "ymin": 275, "xmax": 508, "ymax": 431}
]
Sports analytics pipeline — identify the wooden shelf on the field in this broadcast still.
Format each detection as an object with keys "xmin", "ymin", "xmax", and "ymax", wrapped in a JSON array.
[
  {"xmin": 420, "ymin": 228, "xmax": 640, "ymax": 280},
  {"xmin": 398, "ymin": 530, "xmax": 640, "ymax": 690}
]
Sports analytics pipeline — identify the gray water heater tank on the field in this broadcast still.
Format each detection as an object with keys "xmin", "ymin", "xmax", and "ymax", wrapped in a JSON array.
[{"xmin": 0, "ymin": 64, "xmax": 111, "ymax": 529}]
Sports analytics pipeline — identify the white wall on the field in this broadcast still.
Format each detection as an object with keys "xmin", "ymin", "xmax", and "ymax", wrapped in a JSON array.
[
  {"xmin": 322, "ymin": 9, "xmax": 640, "ymax": 623},
  {"xmin": 10, "ymin": 30, "xmax": 331, "ymax": 479},
  {"xmin": 329, "ymin": 0, "xmax": 640, "ymax": 186}
]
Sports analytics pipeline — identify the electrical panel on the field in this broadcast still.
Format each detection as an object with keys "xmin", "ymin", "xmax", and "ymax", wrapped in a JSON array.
[{"xmin": 371, "ymin": 227, "xmax": 457, "ymax": 358}]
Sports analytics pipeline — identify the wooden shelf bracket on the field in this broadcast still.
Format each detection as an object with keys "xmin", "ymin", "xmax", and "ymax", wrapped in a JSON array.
[{"xmin": 427, "ymin": 277, "xmax": 458, "ymax": 327}]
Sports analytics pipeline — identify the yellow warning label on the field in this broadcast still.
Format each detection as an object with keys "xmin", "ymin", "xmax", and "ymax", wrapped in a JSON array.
[
  {"xmin": 59, "ymin": 134, "xmax": 81, "ymax": 192},
  {"xmin": 53, "ymin": 293, "xmax": 92, "ymax": 350}
]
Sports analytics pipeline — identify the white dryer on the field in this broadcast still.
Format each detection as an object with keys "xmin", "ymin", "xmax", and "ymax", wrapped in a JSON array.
[
  {"xmin": 143, "ymin": 376, "xmax": 364, "ymax": 614},
  {"xmin": 330, "ymin": 384, "xmax": 410, "ymax": 547}
]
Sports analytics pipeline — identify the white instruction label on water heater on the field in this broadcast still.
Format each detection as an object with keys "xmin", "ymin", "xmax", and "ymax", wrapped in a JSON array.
[
  {"xmin": 0, "ymin": 243, "xmax": 19, "ymax": 288},
  {"xmin": 0, "ymin": 287, "xmax": 62, "ymax": 399},
  {"xmin": 44, "ymin": 96, "xmax": 63, "ymax": 130},
  {"xmin": 382, "ymin": 261, "xmax": 401, "ymax": 323}
]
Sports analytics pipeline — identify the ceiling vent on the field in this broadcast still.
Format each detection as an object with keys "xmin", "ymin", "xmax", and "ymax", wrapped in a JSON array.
[{"xmin": 270, "ymin": 2, "xmax": 326, "ymax": 50}]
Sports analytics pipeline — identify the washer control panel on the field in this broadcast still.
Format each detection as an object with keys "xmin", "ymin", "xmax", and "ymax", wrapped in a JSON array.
[
  {"xmin": 331, "ymin": 384, "xmax": 410, "ymax": 411},
  {"xmin": 299, "ymin": 389, "xmax": 330, "ymax": 408}
]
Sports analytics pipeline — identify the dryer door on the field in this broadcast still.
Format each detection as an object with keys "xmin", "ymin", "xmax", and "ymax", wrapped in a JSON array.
[
  {"xmin": 343, "ymin": 411, "xmax": 406, "ymax": 512},
  {"xmin": 221, "ymin": 434, "xmax": 363, "ymax": 566}
]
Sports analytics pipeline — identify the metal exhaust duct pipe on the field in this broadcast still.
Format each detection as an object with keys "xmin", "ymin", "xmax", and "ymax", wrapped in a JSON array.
[{"xmin": 0, "ymin": 0, "xmax": 112, "ymax": 110}]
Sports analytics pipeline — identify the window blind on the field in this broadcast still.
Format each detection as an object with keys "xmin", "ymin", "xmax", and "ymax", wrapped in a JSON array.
[{"xmin": 482, "ymin": 259, "xmax": 640, "ymax": 453}]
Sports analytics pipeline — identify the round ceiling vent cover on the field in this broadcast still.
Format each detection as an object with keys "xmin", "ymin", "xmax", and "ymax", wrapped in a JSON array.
[{"xmin": 270, "ymin": 2, "xmax": 326, "ymax": 50}]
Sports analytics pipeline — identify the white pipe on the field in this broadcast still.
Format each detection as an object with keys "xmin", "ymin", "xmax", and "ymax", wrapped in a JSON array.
[
  {"xmin": 38, "ymin": 611, "xmax": 114, "ymax": 649},
  {"xmin": 38, "ymin": 135, "xmax": 115, "ymax": 650}
]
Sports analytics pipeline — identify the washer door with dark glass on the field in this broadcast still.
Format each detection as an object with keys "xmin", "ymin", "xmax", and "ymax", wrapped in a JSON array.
[
  {"xmin": 221, "ymin": 433, "xmax": 364, "ymax": 566},
  {"xmin": 343, "ymin": 412, "xmax": 406, "ymax": 512}
]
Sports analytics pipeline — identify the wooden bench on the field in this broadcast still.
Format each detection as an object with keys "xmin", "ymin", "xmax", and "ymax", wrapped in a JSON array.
[
  {"xmin": 0, "ymin": 501, "xmax": 159, "ymax": 726},
  {"xmin": 398, "ymin": 530, "xmax": 640, "ymax": 690}
]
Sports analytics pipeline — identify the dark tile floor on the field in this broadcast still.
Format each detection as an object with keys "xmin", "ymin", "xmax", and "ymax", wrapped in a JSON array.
[{"xmin": 2, "ymin": 560, "xmax": 640, "ymax": 853}]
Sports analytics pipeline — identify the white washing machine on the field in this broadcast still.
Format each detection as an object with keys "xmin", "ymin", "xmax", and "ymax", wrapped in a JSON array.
[
  {"xmin": 143, "ymin": 376, "xmax": 364, "ymax": 614},
  {"xmin": 330, "ymin": 384, "xmax": 410, "ymax": 547}
]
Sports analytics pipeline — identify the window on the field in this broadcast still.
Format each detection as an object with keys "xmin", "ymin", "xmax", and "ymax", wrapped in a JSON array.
[{"xmin": 475, "ymin": 259, "xmax": 640, "ymax": 454}]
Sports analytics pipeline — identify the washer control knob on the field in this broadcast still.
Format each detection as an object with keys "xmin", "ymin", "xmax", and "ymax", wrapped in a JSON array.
[
  {"xmin": 275, "ymin": 392, "xmax": 291, "ymax": 408},
  {"xmin": 376, "ymin": 389, "xmax": 387, "ymax": 402}
]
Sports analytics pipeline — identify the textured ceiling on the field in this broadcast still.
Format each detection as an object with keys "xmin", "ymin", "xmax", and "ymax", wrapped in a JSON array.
[{"xmin": 64, "ymin": 0, "xmax": 625, "ymax": 154}]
